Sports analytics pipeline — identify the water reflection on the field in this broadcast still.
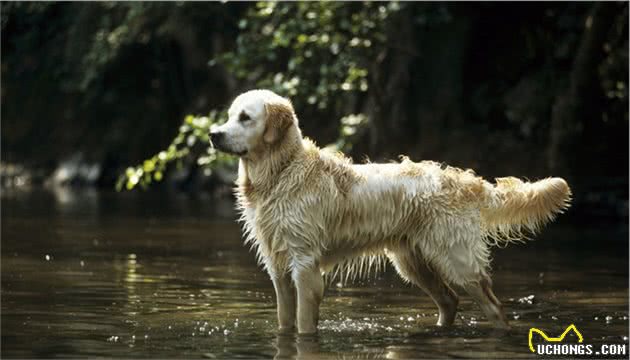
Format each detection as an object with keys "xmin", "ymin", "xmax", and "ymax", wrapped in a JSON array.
[
  {"xmin": 274, "ymin": 334, "xmax": 321, "ymax": 360},
  {"xmin": 1, "ymin": 189, "xmax": 628, "ymax": 358}
]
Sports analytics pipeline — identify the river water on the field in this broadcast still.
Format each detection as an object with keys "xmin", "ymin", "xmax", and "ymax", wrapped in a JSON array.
[{"xmin": 2, "ymin": 189, "xmax": 628, "ymax": 358}]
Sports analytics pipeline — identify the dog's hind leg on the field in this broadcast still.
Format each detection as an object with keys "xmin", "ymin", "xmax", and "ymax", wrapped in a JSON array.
[
  {"xmin": 442, "ymin": 235, "xmax": 510, "ymax": 329},
  {"xmin": 462, "ymin": 275, "xmax": 510, "ymax": 330},
  {"xmin": 387, "ymin": 250, "xmax": 459, "ymax": 326}
]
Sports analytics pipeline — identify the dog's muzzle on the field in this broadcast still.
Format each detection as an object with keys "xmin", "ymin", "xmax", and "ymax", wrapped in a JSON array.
[
  {"xmin": 209, "ymin": 130, "xmax": 225, "ymax": 145},
  {"xmin": 209, "ymin": 130, "xmax": 247, "ymax": 156}
]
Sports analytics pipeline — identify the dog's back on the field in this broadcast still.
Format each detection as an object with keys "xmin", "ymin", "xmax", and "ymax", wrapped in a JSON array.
[{"xmin": 324, "ymin": 155, "xmax": 571, "ymax": 247}]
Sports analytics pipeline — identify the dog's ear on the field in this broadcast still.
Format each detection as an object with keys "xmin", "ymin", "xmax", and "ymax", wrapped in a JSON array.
[{"xmin": 263, "ymin": 102, "xmax": 294, "ymax": 144}]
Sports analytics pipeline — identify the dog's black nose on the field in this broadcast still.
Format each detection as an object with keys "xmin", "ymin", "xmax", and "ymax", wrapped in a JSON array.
[{"xmin": 210, "ymin": 130, "xmax": 225, "ymax": 143}]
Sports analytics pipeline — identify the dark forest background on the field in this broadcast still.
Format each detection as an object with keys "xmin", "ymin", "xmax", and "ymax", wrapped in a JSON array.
[{"xmin": 1, "ymin": 2, "xmax": 628, "ymax": 220}]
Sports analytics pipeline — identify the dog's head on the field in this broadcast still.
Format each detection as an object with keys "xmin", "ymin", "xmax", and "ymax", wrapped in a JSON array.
[{"xmin": 210, "ymin": 90, "xmax": 297, "ymax": 157}]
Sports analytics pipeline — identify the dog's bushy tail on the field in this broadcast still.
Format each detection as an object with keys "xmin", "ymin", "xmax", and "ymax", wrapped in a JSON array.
[{"xmin": 480, "ymin": 177, "xmax": 571, "ymax": 243}]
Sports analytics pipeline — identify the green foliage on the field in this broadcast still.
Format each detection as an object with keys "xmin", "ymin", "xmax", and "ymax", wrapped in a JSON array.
[
  {"xmin": 2, "ymin": 2, "xmax": 241, "ymax": 172},
  {"xmin": 220, "ymin": 2, "xmax": 401, "ymax": 107},
  {"xmin": 6, "ymin": 2, "xmax": 625, "ymax": 189},
  {"xmin": 119, "ymin": 1, "xmax": 402, "ymax": 190},
  {"xmin": 116, "ymin": 111, "xmax": 233, "ymax": 191}
]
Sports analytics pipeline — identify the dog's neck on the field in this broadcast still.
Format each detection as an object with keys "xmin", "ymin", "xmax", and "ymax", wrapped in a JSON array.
[{"xmin": 237, "ymin": 128, "xmax": 304, "ymax": 200}]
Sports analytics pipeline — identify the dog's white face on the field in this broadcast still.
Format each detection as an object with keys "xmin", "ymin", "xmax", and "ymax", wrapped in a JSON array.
[{"xmin": 211, "ymin": 90, "xmax": 293, "ymax": 156}]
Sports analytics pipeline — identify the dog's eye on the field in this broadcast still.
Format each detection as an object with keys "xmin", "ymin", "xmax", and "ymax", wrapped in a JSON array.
[{"xmin": 239, "ymin": 112, "xmax": 251, "ymax": 123}]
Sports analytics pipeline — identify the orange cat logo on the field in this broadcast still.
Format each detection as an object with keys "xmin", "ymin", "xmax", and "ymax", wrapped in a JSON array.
[{"xmin": 528, "ymin": 324, "xmax": 584, "ymax": 352}]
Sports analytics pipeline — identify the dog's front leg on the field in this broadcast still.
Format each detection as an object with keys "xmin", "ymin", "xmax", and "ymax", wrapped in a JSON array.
[
  {"xmin": 272, "ymin": 272, "xmax": 296, "ymax": 333},
  {"xmin": 293, "ymin": 264, "xmax": 324, "ymax": 334}
]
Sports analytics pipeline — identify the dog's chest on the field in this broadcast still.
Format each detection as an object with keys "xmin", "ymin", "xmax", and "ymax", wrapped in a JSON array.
[{"xmin": 242, "ymin": 206, "xmax": 293, "ymax": 261}]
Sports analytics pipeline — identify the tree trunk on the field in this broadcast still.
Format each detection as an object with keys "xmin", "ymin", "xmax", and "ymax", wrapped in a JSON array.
[{"xmin": 548, "ymin": 3, "xmax": 616, "ymax": 177}]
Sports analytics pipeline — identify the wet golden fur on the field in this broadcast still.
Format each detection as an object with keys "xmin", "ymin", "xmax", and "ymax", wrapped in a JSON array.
[{"xmin": 211, "ymin": 89, "xmax": 572, "ymax": 334}]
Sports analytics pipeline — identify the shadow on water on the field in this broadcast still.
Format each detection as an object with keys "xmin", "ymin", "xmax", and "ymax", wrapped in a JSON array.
[{"xmin": 1, "ymin": 188, "xmax": 628, "ymax": 358}]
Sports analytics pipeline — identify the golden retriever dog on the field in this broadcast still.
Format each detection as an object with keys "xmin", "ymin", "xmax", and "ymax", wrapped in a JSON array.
[{"xmin": 210, "ymin": 89, "xmax": 571, "ymax": 334}]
